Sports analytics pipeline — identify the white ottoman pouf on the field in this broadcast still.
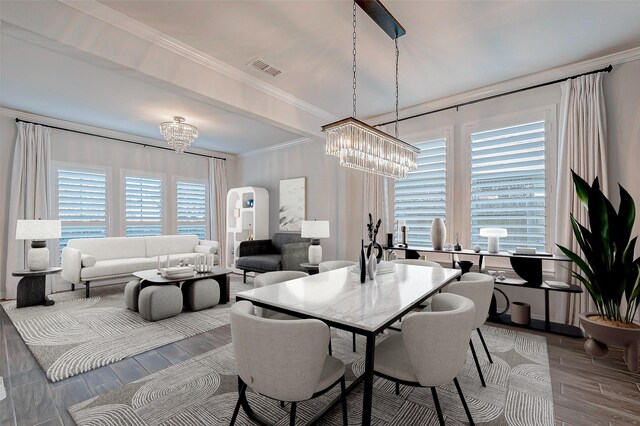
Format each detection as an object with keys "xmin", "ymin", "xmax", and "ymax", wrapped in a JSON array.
[
  {"xmin": 182, "ymin": 279, "xmax": 220, "ymax": 311},
  {"xmin": 125, "ymin": 279, "xmax": 141, "ymax": 312},
  {"xmin": 138, "ymin": 285, "xmax": 183, "ymax": 321}
]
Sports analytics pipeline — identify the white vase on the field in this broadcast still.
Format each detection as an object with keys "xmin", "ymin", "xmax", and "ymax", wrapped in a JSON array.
[
  {"xmin": 367, "ymin": 252, "xmax": 377, "ymax": 280},
  {"xmin": 431, "ymin": 218, "xmax": 446, "ymax": 250}
]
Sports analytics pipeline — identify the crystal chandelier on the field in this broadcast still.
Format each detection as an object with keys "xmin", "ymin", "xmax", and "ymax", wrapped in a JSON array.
[
  {"xmin": 322, "ymin": 1, "xmax": 418, "ymax": 180},
  {"xmin": 159, "ymin": 116, "xmax": 198, "ymax": 153}
]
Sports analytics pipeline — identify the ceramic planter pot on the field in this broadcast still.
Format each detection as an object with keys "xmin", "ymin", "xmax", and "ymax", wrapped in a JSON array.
[{"xmin": 579, "ymin": 312, "xmax": 640, "ymax": 372}]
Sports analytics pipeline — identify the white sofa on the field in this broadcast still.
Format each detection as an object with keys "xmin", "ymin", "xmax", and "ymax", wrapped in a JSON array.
[{"xmin": 61, "ymin": 235, "xmax": 219, "ymax": 298}]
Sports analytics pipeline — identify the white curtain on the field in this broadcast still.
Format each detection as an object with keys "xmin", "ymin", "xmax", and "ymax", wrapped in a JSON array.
[
  {"xmin": 4, "ymin": 122, "xmax": 52, "ymax": 299},
  {"xmin": 363, "ymin": 174, "xmax": 392, "ymax": 246},
  {"xmin": 555, "ymin": 73, "xmax": 608, "ymax": 326},
  {"xmin": 209, "ymin": 158, "xmax": 227, "ymax": 267}
]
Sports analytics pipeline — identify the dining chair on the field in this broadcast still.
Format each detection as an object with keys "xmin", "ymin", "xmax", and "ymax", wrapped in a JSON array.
[
  {"xmin": 444, "ymin": 272, "xmax": 495, "ymax": 387},
  {"xmin": 392, "ymin": 258, "xmax": 443, "ymax": 268},
  {"xmin": 230, "ymin": 300, "xmax": 348, "ymax": 426},
  {"xmin": 254, "ymin": 271, "xmax": 308, "ymax": 319},
  {"xmin": 318, "ymin": 260, "xmax": 355, "ymax": 273},
  {"xmin": 374, "ymin": 293, "xmax": 476, "ymax": 426},
  {"xmin": 318, "ymin": 260, "xmax": 358, "ymax": 352}
]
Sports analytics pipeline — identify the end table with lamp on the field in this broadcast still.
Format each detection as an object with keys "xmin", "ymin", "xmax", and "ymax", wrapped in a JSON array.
[
  {"xmin": 301, "ymin": 220, "xmax": 330, "ymax": 264},
  {"xmin": 13, "ymin": 267, "xmax": 62, "ymax": 308}
]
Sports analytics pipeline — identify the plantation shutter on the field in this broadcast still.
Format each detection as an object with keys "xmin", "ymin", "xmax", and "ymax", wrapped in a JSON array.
[
  {"xmin": 177, "ymin": 181, "xmax": 207, "ymax": 239},
  {"xmin": 470, "ymin": 120, "xmax": 546, "ymax": 252},
  {"xmin": 125, "ymin": 176, "xmax": 162, "ymax": 237}
]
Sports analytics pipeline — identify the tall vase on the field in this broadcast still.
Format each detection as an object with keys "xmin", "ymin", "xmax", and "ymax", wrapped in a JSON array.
[
  {"xmin": 368, "ymin": 251, "xmax": 377, "ymax": 280},
  {"xmin": 367, "ymin": 239, "xmax": 384, "ymax": 264},
  {"xmin": 431, "ymin": 218, "xmax": 446, "ymax": 250},
  {"xmin": 359, "ymin": 239, "xmax": 366, "ymax": 283}
]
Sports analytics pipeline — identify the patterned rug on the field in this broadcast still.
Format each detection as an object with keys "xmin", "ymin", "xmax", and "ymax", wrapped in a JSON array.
[
  {"xmin": 68, "ymin": 326, "xmax": 554, "ymax": 425},
  {"xmin": 0, "ymin": 277, "xmax": 251, "ymax": 382}
]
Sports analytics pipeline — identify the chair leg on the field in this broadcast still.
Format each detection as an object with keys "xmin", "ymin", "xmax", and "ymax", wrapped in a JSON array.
[
  {"xmin": 243, "ymin": 270, "xmax": 247, "ymax": 283},
  {"xmin": 430, "ymin": 387, "xmax": 445, "ymax": 426},
  {"xmin": 85, "ymin": 282, "xmax": 90, "ymax": 298},
  {"xmin": 352, "ymin": 333, "xmax": 356, "ymax": 352},
  {"xmin": 230, "ymin": 380, "xmax": 247, "ymax": 425},
  {"xmin": 340, "ymin": 376, "xmax": 348, "ymax": 426},
  {"xmin": 289, "ymin": 401, "xmax": 297, "ymax": 426},
  {"xmin": 453, "ymin": 377, "xmax": 475, "ymax": 426},
  {"xmin": 395, "ymin": 382, "xmax": 400, "ymax": 395},
  {"xmin": 469, "ymin": 340, "xmax": 487, "ymax": 387},
  {"xmin": 477, "ymin": 328, "xmax": 493, "ymax": 363},
  {"xmin": 71, "ymin": 283, "xmax": 75, "ymax": 291},
  {"xmin": 280, "ymin": 401, "xmax": 285, "ymax": 408}
]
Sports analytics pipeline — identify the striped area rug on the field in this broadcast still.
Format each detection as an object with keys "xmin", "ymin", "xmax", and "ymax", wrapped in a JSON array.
[
  {"xmin": 0, "ymin": 279, "xmax": 247, "ymax": 382},
  {"xmin": 68, "ymin": 325, "xmax": 554, "ymax": 425}
]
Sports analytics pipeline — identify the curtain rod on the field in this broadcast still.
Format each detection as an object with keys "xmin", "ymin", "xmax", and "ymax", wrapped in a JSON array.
[
  {"xmin": 375, "ymin": 64, "xmax": 613, "ymax": 127},
  {"xmin": 14, "ymin": 118, "xmax": 227, "ymax": 161}
]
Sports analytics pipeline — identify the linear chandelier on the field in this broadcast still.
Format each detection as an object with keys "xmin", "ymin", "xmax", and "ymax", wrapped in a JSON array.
[
  {"xmin": 159, "ymin": 116, "xmax": 198, "ymax": 153},
  {"xmin": 322, "ymin": 0, "xmax": 418, "ymax": 180}
]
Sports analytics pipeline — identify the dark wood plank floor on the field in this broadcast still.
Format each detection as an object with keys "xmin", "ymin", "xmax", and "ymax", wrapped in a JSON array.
[{"xmin": 1, "ymin": 286, "xmax": 639, "ymax": 425}]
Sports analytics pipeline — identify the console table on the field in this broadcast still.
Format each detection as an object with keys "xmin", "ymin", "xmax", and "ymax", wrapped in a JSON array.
[
  {"xmin": 387, "ymin": 245, "xmax": 583, "ymax": 337},
  {"xmin": 13, "ymin": 267, "xmax": 61, "ymax": 308}
]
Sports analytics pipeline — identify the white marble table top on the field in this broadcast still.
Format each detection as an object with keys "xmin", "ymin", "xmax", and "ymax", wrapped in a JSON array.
[{"xmin": 236, "ymin": 264, "xmax": 461, "ymax": 333}]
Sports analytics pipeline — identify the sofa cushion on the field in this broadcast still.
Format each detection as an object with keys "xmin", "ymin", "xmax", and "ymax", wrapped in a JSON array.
[
  {"xmin": 81, "ymin": 257, "xmax": 157, "ymax": 280},
  {"xmin": 145, "ymin": 235, "xmax": 199, "ymax": 257},
  {"xmin": 271, "ymin": 233, "xmax": 309, "ymax": 253},
  {"xmin": 81, "ymin": 254, "xmax": 96, "ymax": 267},
  {"xmin": 68, "ymin": 237, "xmax": 146, "ymax": 261},
  {"xmin": 236, "ymin": 254, "xmax": 282, "ymax": 271},
  {"xmin": 194, "ymin": 245, "xmax": 215, "ymax": 255}
]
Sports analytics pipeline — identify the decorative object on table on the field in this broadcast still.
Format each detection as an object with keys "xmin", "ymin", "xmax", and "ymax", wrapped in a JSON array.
[
  {"xmin": 194, "ymin": 253, "xmax": 215, "ymax": 273},
  {"xmin": 359, "ymin": 239, "xmax": 367, "ymax": 283},
  {"xmin": 397, "ymin": 220, "xmax": 408, "ymax": 247},
  {"xmin": 430, "ymin": 217, "xmax": 446, "ymax": 250},
  {"xmin": 367, "ymin": 251, "xmax": 377, "ymax": 280},
  {"xmin": 510, "ymin": 302, "xmax": 531, "ymax": 325},
  {"xmin": 322, "ymin": 1, "xmax": 418, "ymax": 180},
  {"xmin": 456, "ymin": 260, "xmax": 474, "ymax": 274},
  {"xmin": 365, "ymin": 213, "xmax": 383, "ymax": 263},
  {"xmin": 160, "ymin": 266, "xmax": 195, "ymax": 279},
  {"xmin": 473, "ymin": 245, "xmax": 481, "ymax": 253},
  {"xmin": 247, "ymin": 224, "xmax": 254, "ymax": 241},
  {"xmin": 386, "ymin": 232, "xmax": 393, "ymax": 248},
  {"xmin": 246, "ymin": 198, "xmax": 254, "ymax": 208},
  {"xmin": 557, "ymin": 171, "xmax": 640, "ymax": 372},
  {"xmin": 443, "ymin": 242, "xmax": 453, "ymax": 251},
  {"xmin": 454, "ymin": 232, "xmax": 462, "ymax": 251},
  {"xmin": 301, "ymin": 220, "xmax": 330, "ymax": 264},
  {"xmin": 279, "ymin": 177, "xmax": 306, "ymax": 231},
  {"xmin": 159, "ymin": 116, "xmax": 198, "ymax": 153},
  {"xmin": 480, "ymin": 227, "xmax": 508, "ymax": 253},
  {"xmin": 15, "ymin": 219, "xmax": 61, "ymax": 271},
  {"xmin": 179, "ymin": 258, "xmax": 189, "ymax": 267}
]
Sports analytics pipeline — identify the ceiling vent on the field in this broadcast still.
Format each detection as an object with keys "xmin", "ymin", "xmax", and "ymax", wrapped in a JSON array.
[{"xmin": 247, "ymin": 57, "xmax": 283, "ymax": 78}]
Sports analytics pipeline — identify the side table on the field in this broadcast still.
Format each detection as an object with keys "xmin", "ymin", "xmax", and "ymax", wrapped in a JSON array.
[
  {"xmin": 300, "ymin": 263, "xmax": 320, "ymax": 275},
  {"xmin": 12, "ymin": 267, "xmax": 62, "ymax": 308}
]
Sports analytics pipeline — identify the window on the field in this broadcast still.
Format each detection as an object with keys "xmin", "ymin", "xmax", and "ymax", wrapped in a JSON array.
[
  {"xmin": 57, "ymin": 169, "xmax": 107, "ymax": 258},
  {"xmin": 176, "ymin": 180, "xmax": 207, "ymax": 239},
  {"xmin": 125, "ymin": 176, "xmax": 163, "ymax": 237},
  {"xmin": 470, "ymin": 120, "xmax": 546, "ymax": 252},
  {"xmin": 394, "ymin": 138, "xmax": 447, "ymax": 246}
]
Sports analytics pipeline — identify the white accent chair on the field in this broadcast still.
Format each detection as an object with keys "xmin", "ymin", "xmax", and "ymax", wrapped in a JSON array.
[
  {"xmin": 230, "ymin": 301, "xmax": 348, "ymax": 426},
  {"xmin": 254, "ymin": 271, "xmax": 308, "ymax": 319},
  {"xmin": 444, "ymin": 272, "xmax": 495, "ymax": 387},
  {"xmin": 374, "ymin": 293, "xmax": 476, "ymax": 425},
  {"xmin": 318, "ymin": 260, "xmax": 355, "ymax": 273},
  {"xmin": 392, "ymin": 258, "xmax": 442, "ymax": 268}
]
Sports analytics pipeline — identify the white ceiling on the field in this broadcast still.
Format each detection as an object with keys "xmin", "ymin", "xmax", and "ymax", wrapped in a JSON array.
[{"xmin": 2, "ymin": 0, "xmax": 640, "ymax": 154}]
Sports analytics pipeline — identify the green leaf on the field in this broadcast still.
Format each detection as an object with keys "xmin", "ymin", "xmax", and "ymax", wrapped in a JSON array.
[
  {"xmin": 557, "ymin": 244, "xmax": 594, "ymax": 282},
  {"xmin": 617, "ymin": 184, "xmax": 636, "ymax": 247},
  {"xmin": 571, "ymin": 170, "xmax": 591, "ymax": 208}
]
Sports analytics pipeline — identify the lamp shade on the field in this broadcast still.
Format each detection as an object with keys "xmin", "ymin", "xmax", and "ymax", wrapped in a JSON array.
[
  {"xmin": 479, "ymin": 227, "xmax": 508, "ymax": 238},
  {"xmin": 15, "ymin": 220, "xmax": 61, "ymax": 240},
  {"xmin": 301, "ymin": 220, "xmax": 330, "ymax": 239}
]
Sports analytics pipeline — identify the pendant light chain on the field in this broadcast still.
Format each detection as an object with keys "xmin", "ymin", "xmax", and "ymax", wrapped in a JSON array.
[
  {"xmin": 352, "ymin": 1, "xmax": 357, "ymax": 118},
  {"xmin": 395, "ymin": 37, "xmax": 399, "ymax": 138}
]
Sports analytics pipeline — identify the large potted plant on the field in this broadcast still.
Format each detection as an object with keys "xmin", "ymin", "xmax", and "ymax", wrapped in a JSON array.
[{"xmin": 557, "ymin": 171, "xmax": 640, "ymax": 372}]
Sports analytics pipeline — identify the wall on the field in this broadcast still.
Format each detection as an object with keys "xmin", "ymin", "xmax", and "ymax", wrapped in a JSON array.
[
  {"xmin": 0, "ymin": 109, "xmax": 234, "ymax": 298},
  {"xmin": 234, "ymin": 59, "xmax": 640, "ymax": 323}
]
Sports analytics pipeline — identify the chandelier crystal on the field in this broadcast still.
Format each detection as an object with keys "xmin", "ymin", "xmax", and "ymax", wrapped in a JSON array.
[
  {"xmin": 322, "ymin": 1, "xmax": 417, "ymax": 180},
  {"xmin": 159, "ymin": 116, "xmax": 198, "ymax": 153}
]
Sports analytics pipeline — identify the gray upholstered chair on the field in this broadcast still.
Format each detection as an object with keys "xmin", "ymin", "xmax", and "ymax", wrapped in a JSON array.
[
  {"xmin": 374, "ymin": 293, "xmax": 475, "ymax": 426},
  {"xmin": 230, "ymin": 301, "xmax": 348, "ymax": 426},
  {"xmin": 444, "ymin": 271, "xmax": 495, "ymax": 387},
  {"xmin": 392, "ymin": 258, "xmax": 443, "ymax": 268},
  {"xmin": 236, "ymin": 232, "xmax": 310, "ymax": 282},
  {"xmin": 254, "ymin": 271, "xmax": 308, "ymax": 319},
  {"xmin": 318, "ymin": 260, "xmax": 355, "ymax": 273}
]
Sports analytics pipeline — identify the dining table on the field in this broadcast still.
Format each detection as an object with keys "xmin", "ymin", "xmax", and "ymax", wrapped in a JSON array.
[{"xmin": 235, "ymin": 263, "xmax": 461, "ymax": 425}]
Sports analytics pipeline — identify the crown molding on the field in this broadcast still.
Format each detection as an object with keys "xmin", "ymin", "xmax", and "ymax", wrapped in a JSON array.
[
  {"xmin": 371, "ymin": 46, "xmax": 640, "ymax": 125},
  {"xmin": 0, "ymin": 107, "xmax": 235, "ymax": 159},
  {"xmin": 239, "ymin": 137, "xmax": 314, "ymax": 157},
  {"xmin": 58, "ymin": 0, "xmax": 336, "ymax": 123}
]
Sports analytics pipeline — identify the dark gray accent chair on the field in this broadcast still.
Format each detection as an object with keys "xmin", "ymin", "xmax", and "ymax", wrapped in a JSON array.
[{"xmin": 236, "ymin": 232, "xmax": 310, "ymax": 283}]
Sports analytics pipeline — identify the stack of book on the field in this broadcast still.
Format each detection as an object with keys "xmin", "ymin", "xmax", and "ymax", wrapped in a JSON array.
[{"xmin": 159, "ymin": 266, "xmax": 195, "ymax": 279}]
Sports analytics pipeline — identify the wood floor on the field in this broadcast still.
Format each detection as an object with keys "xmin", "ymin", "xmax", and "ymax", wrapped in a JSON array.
[{"xmin": 1, "ymin": 283, "xmax": 639, "ymax": 425}]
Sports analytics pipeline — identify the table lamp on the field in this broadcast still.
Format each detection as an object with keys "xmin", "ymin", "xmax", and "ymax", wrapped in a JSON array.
[
  {"xmin": 479, "ymin": 227, "xmax": 508, "ymax": 253},
  {"xmin": 15, "ymin": 219, "xmax": 62, "ymax": 270},
  {"xmin": 301, "ymin": 220, "xmax": 330, "ymax": 264}
]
